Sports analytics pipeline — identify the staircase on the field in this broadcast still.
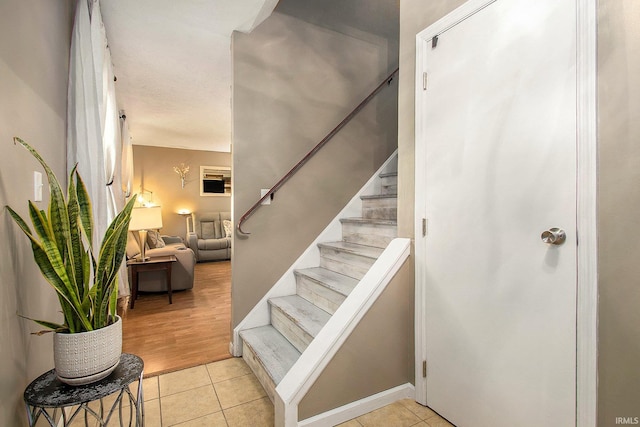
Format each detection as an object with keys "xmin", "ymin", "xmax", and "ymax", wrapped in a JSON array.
[{"xmin": 239, "ymin": 168, "xmax": 398, "ymax": 403}]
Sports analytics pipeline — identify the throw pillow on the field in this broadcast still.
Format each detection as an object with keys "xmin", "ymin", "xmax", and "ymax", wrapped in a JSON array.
[
  {"xmin": 147, "ymin": 230, "xmax": 166, "ymax": 249},
  {"xmin": 223, "ymin": 219, "xmax": 232, "ymax": 238}
]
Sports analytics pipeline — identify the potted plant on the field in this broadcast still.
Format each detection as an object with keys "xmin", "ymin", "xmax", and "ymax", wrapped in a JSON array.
[{"xmin": 6, "ymin": 137, "xmax": 136, "ymax": 385}]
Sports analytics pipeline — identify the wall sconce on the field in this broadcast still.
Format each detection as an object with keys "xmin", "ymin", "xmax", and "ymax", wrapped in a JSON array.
[
  {"xmin": 173, "ymin": 163, "xmax": 190, "ymax": 189},
  {"xmin": 136, "ymin": 189, "xmax": 154, "ymax": 207}
]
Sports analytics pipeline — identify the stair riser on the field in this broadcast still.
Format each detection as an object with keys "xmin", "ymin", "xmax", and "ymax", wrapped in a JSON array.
[
  {"xmin": 380, "ymin": 176, "xmax": 397, "ymax": 195},
  {"xmin": 341, "ymin": 222, "xmax": 397, "ymax": 249},
  {"xmin": 319, "ymin": 247, "xmax": 376, "ymax": 280},
  {"xmin": 362, "ymin": 198, "xmax": 397, "ymax": 220},
  {"xmin": 242, "ymin": 341, "xmax": 276, "ymax": 403},
  {"xmin": 270, "ymin": 304, "xmax": 313, "ymax": 353},
  {"xmin": 296, "ymin": 275, "xmax": 346, "ymax": 315}
]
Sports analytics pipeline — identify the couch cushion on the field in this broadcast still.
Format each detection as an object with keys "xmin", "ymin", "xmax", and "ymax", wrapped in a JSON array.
[
  {"xmin": 201, "ymin": 221, "xmax": 216, "ymax": 239},
  {"xmin": 214, "ymin": 220, "xmax": 223, "ymax": 238},
  {"xmin": 145, "ymin": 243, "xmax": 188, "ymax": 258},
  {"xmin": 197, "ymin": 238, "xmax": 230, "ymax": 250}
]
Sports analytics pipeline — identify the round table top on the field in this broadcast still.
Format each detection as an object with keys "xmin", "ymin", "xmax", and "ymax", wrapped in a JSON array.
[{"xmin": 24, "ymin": 353, "xmax": 144, "ymax": 407}]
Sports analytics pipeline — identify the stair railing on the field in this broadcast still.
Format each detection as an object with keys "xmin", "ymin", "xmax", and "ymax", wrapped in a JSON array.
[{"xmin": 236, "ymin": 67, "xmax": 400, "ymax": 235}]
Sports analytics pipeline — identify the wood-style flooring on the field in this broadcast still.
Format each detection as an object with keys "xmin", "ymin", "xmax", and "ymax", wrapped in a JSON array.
[{"xmin": 120, "ymin": 260, "xmax": 232, "ymax": 377}]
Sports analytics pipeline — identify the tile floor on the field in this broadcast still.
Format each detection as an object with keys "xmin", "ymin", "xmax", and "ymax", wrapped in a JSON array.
[{"xmin": 137, "ymin": 357, "xmax": 454, "ymax": 427}]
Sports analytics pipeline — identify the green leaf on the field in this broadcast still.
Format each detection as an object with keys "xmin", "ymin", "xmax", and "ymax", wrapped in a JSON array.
[
  {"xmin": 66, "ymin": 166, "xmax": 85, "ymax": 300},
  {"xmin": 14, "ymin": 138, "xmax": 71, "ymax": 267},
  {"xmin": 75, "ymin": 169, "xmax": 93, "ymax": 250},
  {"xmin": 7, "ymin": 139, "xmax": 135, "ymax": 333}
]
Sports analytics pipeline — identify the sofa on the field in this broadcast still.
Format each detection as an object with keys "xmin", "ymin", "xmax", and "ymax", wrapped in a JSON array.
[
  {"xmin": 126, "ymin": 232, "xmax": 196, "ymax": 292},
  {"xmin": 187, "ymin": 212, "xmax": 231, "ymax": 262}
]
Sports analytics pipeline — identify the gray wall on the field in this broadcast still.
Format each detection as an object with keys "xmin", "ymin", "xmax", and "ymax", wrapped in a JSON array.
[
  {"xmin": 597, "ymin": 0, "xmax": 640, "ymax": 423},
  {"xmin": 231, "ymin": 6, "xmax": 398, "ymax": 327},
  {"xmin": 0, "ymin": 0, "xmax": 74, "ymax": 425}
]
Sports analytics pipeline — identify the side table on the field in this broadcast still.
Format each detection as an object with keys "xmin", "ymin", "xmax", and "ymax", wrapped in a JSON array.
[
  {"xmin": 127, "ymin": 255, "xmax": 177, "ymax": 308},
  {"xmin": 24, "ymin": 353, "xmax": 144, "ymax": 427}
]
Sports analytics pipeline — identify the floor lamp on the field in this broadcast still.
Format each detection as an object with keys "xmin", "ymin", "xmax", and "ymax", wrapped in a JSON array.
[
  {"xmin": 129, "ymin": 206, "xmax": 163, "ymax": 261},
  {"xmin": 178, "ymin": 210, "xmax": 193, "ymax": 242}
]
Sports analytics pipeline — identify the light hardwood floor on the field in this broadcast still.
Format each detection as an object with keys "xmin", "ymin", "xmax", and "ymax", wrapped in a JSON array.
[{"xmin": 120, "ymin": 260, "xmax": 232, "ymax": 377}]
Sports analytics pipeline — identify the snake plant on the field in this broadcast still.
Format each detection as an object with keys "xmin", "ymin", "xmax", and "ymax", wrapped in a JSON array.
[{"xmin": 6, "ymin": 137, "xmax": 136, "ymax": 333}]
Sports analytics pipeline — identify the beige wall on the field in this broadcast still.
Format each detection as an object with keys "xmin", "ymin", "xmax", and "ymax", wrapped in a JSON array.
[
  {"xmin": 597, "ymin": 0, "xmax": 640, "ymax": 423},
  {"xmin": 132, "ymin": 145, "xmax": 231, "ymax": 237},
  {"xmin": 397, "ymin": 1, "xmax": 466, "ymax": 239},
  {"xmin": 0, "ymin": 0, "xmax": 74, "ymax": 425},
  {"xmin": 232, "ymin": 9, "xmax": 398, "ymax": 327}
]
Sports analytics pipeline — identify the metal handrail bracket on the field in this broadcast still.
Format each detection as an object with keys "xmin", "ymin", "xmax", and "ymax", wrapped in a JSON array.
[{"xmin": 236, "ymin": 67, "xmax": 399, "ymax": 235}]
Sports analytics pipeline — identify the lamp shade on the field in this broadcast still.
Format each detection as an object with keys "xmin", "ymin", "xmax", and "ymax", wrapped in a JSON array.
[{"xmin": 129, "ymin": 206, "xmax": 163, "ymax": 231}]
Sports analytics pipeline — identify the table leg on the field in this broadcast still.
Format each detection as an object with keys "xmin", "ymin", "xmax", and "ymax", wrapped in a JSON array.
[
  {"xmin": 130, "ymin": 266, "xmax": 138, "ymax": 309},
  {"xmin": 167, "ymin": 262, "xmax": 173, "ymax": 304}
]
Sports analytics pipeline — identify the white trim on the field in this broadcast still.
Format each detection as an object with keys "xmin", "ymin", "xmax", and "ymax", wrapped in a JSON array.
[
  {"xmin": 576, "ymin": 0, "xmax": 598, "ymax": 425},
  {"xmin": 231, "ymin": 151, "xmax": 398, "ymax": 356},
  {"xmin": 413, "ymin": 0, "xmax": 496, "ymax": 405},
  {"xmin": 276, "ymin": 238, "xmax": 411, "ymax": 426},
  {"xmin": 414, "ymin": 0, "xmax": 598, "ymax": 422},
  {"xmin": 414, "ymin": 32, "xmax": 428, "ymax": 405},
  {"xmin": 298, "ymin": 383, "xmax": 415, "ymax": 427}
]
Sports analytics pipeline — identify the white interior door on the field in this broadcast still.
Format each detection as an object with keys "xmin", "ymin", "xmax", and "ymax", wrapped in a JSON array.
[{"xmin": 415, "ymin": 1, "xmax": 577, "ymax": 426}]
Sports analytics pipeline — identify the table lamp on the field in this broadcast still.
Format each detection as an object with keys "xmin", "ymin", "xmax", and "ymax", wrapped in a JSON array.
[{"xmin": 129, "ymin": 206, "xmax": 163, "ymax": 261}]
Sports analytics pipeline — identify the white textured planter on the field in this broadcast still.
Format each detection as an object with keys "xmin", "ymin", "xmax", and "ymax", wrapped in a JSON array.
[{"xmin": 53, "ymin": 315, "xmax": 122, "ymax": 386}]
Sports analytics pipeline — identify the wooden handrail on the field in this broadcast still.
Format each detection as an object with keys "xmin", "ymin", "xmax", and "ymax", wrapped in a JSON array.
[{"xmin": 237, "ymin": 67, "xmax": 399, "ymax": 235}]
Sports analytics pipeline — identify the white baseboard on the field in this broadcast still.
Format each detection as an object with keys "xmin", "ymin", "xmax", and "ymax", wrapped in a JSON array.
[{"xmin": 298, "ymin": 383, "xmax": 415, "ymax": 427}]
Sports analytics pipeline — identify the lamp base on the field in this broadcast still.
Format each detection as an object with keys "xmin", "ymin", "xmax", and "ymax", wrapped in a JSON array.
[{"xmin": 137, "ymin": 230, "xmax": 149, "ymax": 262}]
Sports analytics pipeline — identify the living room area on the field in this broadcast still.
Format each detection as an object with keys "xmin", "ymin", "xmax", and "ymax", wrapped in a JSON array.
[{"xmin": 121, "ymin": 144, "xmax": 234, "ymax": 376}]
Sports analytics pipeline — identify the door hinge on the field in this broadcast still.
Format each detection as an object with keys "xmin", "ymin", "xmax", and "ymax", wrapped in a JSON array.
[
  {"xmin": 422, "ymin": 360, "xmax": 427, "ymax": 378},
  {"xmin": 432, "ymin": 35, "xmax": 439, "ymax": 49},
  {"xmin": 422, "ymin": 72, "xmax": 428, "ymax": 91},
  {"xmin": 422, "ymin": 218, "xmax": 427, "ymax": 236}
]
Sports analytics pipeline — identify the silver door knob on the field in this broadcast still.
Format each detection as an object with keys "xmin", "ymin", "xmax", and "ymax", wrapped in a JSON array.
[{"xmin": 541, "ymin": 227, "xmax": 566, "ymax": 245}]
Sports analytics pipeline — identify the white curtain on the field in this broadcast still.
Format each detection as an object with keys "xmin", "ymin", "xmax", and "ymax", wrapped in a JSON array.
[
  {"xmin": 67, "ymin": 0, "xmax": 130, "ymax": 297},
  {"xmin": 121, "ymin": 117, "xmax": 134, "ymax": 198}
]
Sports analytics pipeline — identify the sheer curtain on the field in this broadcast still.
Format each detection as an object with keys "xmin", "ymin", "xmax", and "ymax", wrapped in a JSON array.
[
  {"xmin": 67, "ymin": 0, "xmax": 130, "ymax": 297},
  {"xmin": 121, "ymin": 116, "xmax": 134, "ymax": 198}
]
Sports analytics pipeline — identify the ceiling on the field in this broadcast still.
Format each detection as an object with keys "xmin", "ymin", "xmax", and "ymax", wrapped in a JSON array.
[{"xmin": 101, "ymin": 0, "xmax": 278, "ymax": 153}]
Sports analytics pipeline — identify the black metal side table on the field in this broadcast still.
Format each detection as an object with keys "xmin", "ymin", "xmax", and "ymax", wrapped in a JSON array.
[{"xmin": 24, "ymin": 353, "xmax": 144, "ymax": 427}]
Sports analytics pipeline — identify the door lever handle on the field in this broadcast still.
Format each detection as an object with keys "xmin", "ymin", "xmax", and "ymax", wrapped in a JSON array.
[{"xmin": 541, "ymin": 227, "xmax": 566, "ymax": 245}]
